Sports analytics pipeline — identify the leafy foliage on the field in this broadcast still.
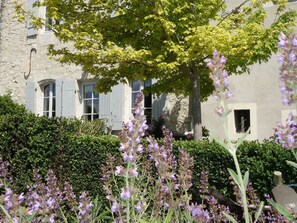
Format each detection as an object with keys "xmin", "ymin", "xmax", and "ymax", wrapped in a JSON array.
[{"xmin": 15, "ymin": 0, "xmax": 297, "ymax": 139}]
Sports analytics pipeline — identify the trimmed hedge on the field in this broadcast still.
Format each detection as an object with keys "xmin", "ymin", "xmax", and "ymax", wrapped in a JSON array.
[
  {"xmin": 1, "ymin": 95, "xmax": 297, "ymax": 201},
  {"xmin": 174, "ymin": 140, "xmax": 297, "ymax": 201}
]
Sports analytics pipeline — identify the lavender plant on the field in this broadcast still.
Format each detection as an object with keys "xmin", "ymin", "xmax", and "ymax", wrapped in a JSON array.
[
  {"xmin": 0, "ymin": 164, "xmax": 108, "ymax": 223},
  {"xmin": 273, "ymin": 32, "xmax": 297, "ymax": 221},
  {"xmin": 275, "ymin": 32, "xmax": 297, "ymax": 164},
  {"xmin": 101, "ymin": 93, "xmax": 214, "ymax": 223},
  {"xmin": 206, "ymin": 51, "xmax": 264, "ymax": 223}
]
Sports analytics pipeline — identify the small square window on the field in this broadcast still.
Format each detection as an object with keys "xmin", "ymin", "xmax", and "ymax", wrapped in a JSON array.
[{"xmin": 234, "ymin": 109, "xmax": 250, "ymax": 133}]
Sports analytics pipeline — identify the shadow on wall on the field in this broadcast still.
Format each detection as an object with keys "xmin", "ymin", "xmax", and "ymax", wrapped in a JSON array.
[{"xmin": 153, "ymin": 94, "xmax": 192, "ymax": 136}]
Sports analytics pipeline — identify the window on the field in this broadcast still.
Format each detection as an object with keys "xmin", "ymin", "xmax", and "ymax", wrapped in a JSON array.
[
  {"xmin": 45, "ymin": 17, "xmax": 61, "ymax": 31},
  {"xmin": 227, "ymin": 103, "xmax": 257, "ymax": 140},
  {"xmin": 43, "ymin": 83, "xmax": 56, "ymax": 117},
  {"xmin": 234, "ymin": 109, "xmax": 250, "ymax": 133},
  {"xmin": 82, "ymin": 83, "xmax": 99, "ymax": 121},
  {"xmin": 45, "ymin": 7, "xmax": 61, "ymax": 31},
  {"xmin": 131, "ymin": 79, "xmax": 152, "ymax": 124}
]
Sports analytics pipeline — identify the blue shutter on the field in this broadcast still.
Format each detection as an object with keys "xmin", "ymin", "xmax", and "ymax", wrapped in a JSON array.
[
  {"xmin": 27, "ymin": 0, "xmax": 38, "ymax": 36},
  {"xmin": 110, "ymin": 84, "xmax": 124, "ymax": 130},
  {"xmin": 55, "ymin": 78, "xmax": 63, "ymax": 117},
  {"xmin": 25, "ymin": 81, "xmax": 36, "ymax": 112},
  {"xmin": 61, "ymin": 79, "xmax": 77, "ymax": 117},
  {"xmin": 99, "ymin": 93, "xmax": 111, "ymax": 126}
]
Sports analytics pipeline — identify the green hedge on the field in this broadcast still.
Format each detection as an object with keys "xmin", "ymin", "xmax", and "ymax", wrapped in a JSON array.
[
  {"xmin": 51, "ymin": 135, "xmax": 120, "ymax": 197},
  {"xmin": 1, "ymin": 95, "xmax": 297, "ymax": 202},
  {"xmin": 174, "ymin": 140, "xmax": 297, "ymax": 201}
]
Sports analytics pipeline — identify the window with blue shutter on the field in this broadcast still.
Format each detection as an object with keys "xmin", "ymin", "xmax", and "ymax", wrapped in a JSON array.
[
  {"xmin": 55, "ymin": 78, "xmax": 76, "ymax": 118},
  {"xmin": 27, "ymin": 0, "xmax": 38, "ymax": 37}
]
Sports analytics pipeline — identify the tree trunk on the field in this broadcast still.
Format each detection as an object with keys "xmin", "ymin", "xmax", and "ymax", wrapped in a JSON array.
[{"xmin": 190, "ymin": 72, "xmax": 202, "ymax": 141}]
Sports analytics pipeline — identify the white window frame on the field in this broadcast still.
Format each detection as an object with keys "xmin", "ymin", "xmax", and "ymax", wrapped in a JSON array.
[
  {"xmin": 81, "ymin": 82, "xmax": 99, "ymax": 121},
  {"xmin": 42, "ymin": 82, "xmax": 56, "ymax": 117},
  {"xmin": 227, "ymin": 103, "xmax": 257, "ymax": 140}
]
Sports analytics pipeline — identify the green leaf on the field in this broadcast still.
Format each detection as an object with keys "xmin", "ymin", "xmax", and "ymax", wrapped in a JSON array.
[
  {"xmin": 164, "ymin": 210, "xmax": 174, "ymax": 223},
  {"xmin": 286, "ymin": 160, "xmax": 297, "ymax": 169},
  {"xmin": 140, "ymin": 220, "xmax": 150, "ymax": 223},
  {"xmin": 0, "ymin": 204, "xmax": 13, "ymax": 220},
  {"xmin": 268, "ymin": 199, "xmax": 295, "ymax": 222},
  {"xmin": 222, "ymin": 212, "xmax": 238, "ymax": 223},
  {"xmin": 254, "ymin": 201, "xmax": 264, "ymax": 223},
  {"xmin": 243, "ymin": 170, "xmax": 249, "ymax": 190},
  {"xmin": 227, "ymin": 168, "xmax": 241, "ymax": 189},
  {"xmin": 235, "ymin": 127, "xmax": 251, "ymax": 149}
]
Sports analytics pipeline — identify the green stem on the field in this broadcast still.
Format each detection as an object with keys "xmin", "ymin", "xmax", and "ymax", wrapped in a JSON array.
[
  {"xmin": 222, "ymin": 101, "xmax": 250, "ymax": 223},
  {"xmin": 126, "ymin": 161, "xmax": 131, "ymax": 223},
  {"xmin": 233, "ymin": 154, "xmax": 250, "ymax": 223}
]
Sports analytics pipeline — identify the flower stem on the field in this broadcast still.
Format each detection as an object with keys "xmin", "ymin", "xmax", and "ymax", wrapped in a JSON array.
[{"xmin": 233, "ymin": 153, "xmax": 250, "ymax": 223}]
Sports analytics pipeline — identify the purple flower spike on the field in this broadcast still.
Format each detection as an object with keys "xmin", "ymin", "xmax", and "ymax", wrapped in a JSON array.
[
  {"xmin": 111, "ymin": 201, "xmax": 120, "ymax": 213},
  {"xmin": 275, "ymin": 113, "xmax": 297, "ymax": 150},
  {"xmin": 278, "ymin": 32, "xmax": 297, "ymax": 106},
  {"xmin": 207, "ymin": 50, "xmax": 233, "ymax": 117},
  {"xmin": 120, "ymin": 188, "xmax": 133, "ymax": 199},
  {"xmin": 289, "ymin": 52, "xmax": 296, "ymax": 62},
  {"xmin": 293, "ymin": 36, "xmax": 297, "ymax": 46}
]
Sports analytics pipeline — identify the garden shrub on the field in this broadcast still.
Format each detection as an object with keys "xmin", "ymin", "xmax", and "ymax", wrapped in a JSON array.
[
  {"xmin": 0, "ymin": 93, "xmax": 26, "ymax": 115},
  {"xmin": 1, "ymin": 94, "xmax": 297, "ymax": 203},
  {"xmin": 174, "ymin": 140, "xmax": 297, "ymax": 201},
  {"xmin": 51, "ymin": 135, "xmax": 120, "ymax": 197}
]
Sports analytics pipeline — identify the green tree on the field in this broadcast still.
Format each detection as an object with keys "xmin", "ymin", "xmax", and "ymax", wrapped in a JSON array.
[{"xmin": 16, "ymin": 0, "xmax": 297, "ymax": 140}]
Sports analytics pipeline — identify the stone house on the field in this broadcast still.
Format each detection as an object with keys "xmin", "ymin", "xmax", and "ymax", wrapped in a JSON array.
[{"xmin": 0, "ymin": 0, "xmax": 296, "ymax": 140}]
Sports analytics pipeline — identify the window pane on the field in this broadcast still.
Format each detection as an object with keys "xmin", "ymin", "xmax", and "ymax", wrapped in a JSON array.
[
  {"xmin": 44, "ymin": 98, "xmax": 49, "ymax": 111},
  {"xmin": 84, "ymin": 100, "xmax": 92, "ymax": 113},
  {"xmin": 52, "ymin": 84, "xmax": 56, "ymax": 96},
  {"xmin": 144, "ymin": 109, "xmax": 152, "ymax": 124},
  {"xmin": 144, "ymin": 79, "xmax": 152, "ymax": 87},
  {"xmin": 132, "ymin": 80, "xmax": 141, "ymax": 91},
  {"xmin": 132, "ymin": 93, "xmax": 138, "ymax": 107},
  {"xmin": 93, "ymin": 114, "xmax": 99, "ymax": 120},
  {"xmin": 44, "ymin": 84, "xmax": 50, "ymax": 97},
  {"xmin": 84, "ymin": 85, "xmax": 93, "ymax": 99},
  {"xmin": 234, "ymin": 110, "xmax": 250, "ymax": 133},
  {"xmin": 144, "ymin": 94, "xmax": 152, "ymax": 108},
  {"xmin": 52, "ymin": 112, "xmax": 56, "ymax": 117},
  {"xmin": 93, "ymin": 99, "xmax": 99, "ymax": 114},
  {"xmin": 52, "ymin": 98, "xmax": 56, "ymax": 111},
  {"xmin": 93, "ymin": 87, "xmax": 99, "ymax": 98},
  {"xmin": 43, "ymin": 112, "xmax": 49, "ymax": 117}
]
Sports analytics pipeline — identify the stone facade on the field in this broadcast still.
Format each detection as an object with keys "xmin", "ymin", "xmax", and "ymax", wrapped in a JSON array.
[{"xmin": 1, "ymin": 1, "xmax": 297, "ymax": 140}]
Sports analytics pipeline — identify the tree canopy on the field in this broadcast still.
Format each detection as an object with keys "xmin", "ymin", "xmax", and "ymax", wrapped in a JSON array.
[{"xmin": 16, "ymin": 0, "xmax": 297, "ymax": 139}]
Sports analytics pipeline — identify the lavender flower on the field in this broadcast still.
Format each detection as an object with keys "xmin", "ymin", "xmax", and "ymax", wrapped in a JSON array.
[
  {"xmin": 111, "ymin": 201, "xmax": 120, "ymax": 213},
  {"xmin": 275, "ymin": 113, "xmax": 297, "ymax": 149},
  {"xmin": 78, "ymin": 192, "xmax": 93, "ymax": 223},
  {"xmin": 4, "ymin": 188, "xmax": 13, "ymax": 211},
  {"xmin": 277, "ymin": 32, "xmax": 297, "ymax": 106},
  {"xmin": 188, "ymin": 204, "xmax": 211, "ymax": 223},
  {"xmin": 207, "ymin": 50, "xmax": 233, "ymax": 116},
  {"xmin": 120, "ymin": 188, "xmax": 133, "ymax": 199}
]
